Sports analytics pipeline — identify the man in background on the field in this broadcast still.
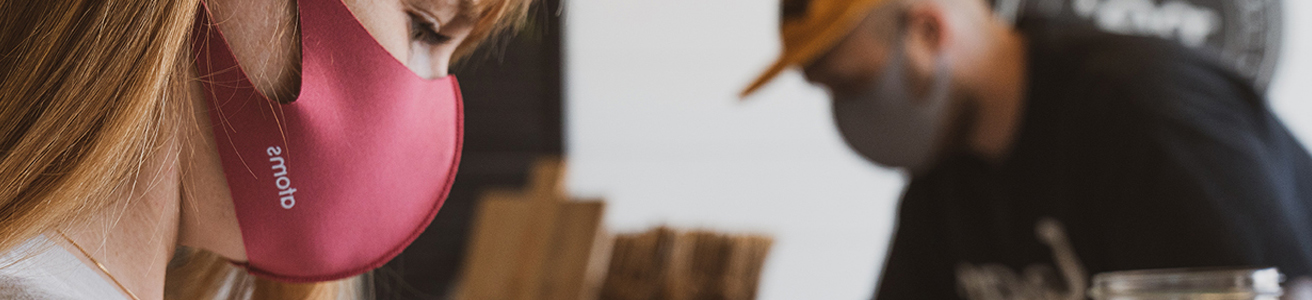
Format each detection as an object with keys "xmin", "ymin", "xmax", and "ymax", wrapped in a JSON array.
[{"xmin": 740, "ymin": 0, "xmax": 1312, "ymax": 298}]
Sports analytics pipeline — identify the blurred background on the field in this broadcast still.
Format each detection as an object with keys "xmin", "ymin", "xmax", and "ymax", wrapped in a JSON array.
[{"xmin": 374, "ymin": 0, "xmax": 1312, "ymax": 299}]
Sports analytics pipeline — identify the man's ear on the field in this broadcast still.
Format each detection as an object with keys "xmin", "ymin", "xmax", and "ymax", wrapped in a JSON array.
[
  {"xmin": 900, "ymin": 2, "xmax": 951, "ymax": 94},
  {"xmin": 904, "ymin": 2, "xmax": 949, "ymax": 56}
]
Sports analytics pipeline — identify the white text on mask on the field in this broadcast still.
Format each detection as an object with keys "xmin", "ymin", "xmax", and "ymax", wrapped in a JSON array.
[{"xmin": 267, "ymin": 146, "xmax": 297, "ymax": 209}]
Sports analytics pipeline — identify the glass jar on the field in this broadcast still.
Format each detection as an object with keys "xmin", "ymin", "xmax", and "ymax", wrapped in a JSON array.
[{"xmin": 1089, "ymin": 267, "xmax": 1283, "ymax": 300}]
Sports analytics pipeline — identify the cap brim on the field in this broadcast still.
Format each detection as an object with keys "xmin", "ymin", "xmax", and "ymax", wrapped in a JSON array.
[
  {"xmin": 740, "ymin": 57, "xmax": 792, "ymax": 98},
  {"xmin": 739, "ymin": 0, "xmax": 888, "ymax": 99}
]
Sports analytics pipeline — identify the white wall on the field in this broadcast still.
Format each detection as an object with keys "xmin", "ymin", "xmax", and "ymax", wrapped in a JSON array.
[
  {"xmin": 564, "ymin": 2, "xmax": 1312, "ymax": 300},
  {"xmin": 1271, "ymin": 1, "xmax": 1312, "ymax": 144}
]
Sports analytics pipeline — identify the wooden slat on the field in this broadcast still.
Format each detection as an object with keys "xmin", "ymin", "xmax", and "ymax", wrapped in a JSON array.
[{"xmin": 456, "ymin": 158, "xmax": 609, "ymax": 300}]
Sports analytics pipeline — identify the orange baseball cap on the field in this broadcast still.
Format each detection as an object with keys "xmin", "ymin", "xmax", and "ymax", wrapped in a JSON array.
[{"xmin": 741, "ymin": 0, "xmax": 891, "ymax": 97}]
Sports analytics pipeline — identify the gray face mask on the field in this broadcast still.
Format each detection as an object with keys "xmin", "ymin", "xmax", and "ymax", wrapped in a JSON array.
[{"xmin": 831, "ymin": 32, "xmax": 953, "ymax": 174}]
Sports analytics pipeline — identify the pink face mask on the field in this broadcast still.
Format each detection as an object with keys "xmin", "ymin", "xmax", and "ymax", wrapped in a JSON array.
[{"xmin": 192, "ymin": 0, "xmax": 462, "ymax": 282}]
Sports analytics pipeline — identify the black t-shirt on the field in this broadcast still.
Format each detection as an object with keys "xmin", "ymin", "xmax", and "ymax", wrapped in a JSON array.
[{"xmin": 873, "ymin": 20, "xmax": 1312, "ymax": 299}]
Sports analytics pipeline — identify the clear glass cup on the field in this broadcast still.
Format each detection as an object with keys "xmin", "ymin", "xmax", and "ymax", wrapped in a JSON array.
[{"xmin": 1088, "ymin": 267, "xmax": 1284, "ymax": 300}]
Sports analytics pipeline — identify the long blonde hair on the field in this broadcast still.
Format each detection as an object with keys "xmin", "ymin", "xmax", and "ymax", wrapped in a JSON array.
[{"xmin": 0, "ymin": 0, "xmax": 532, "ymax": 298}]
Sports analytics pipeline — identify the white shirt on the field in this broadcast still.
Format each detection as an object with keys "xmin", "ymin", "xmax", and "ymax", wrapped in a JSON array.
[{"xmin": 0, "ymin": 235, "xmax": 129, "ymax": 300}]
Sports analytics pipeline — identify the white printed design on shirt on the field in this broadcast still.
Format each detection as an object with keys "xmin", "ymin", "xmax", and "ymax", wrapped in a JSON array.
[{"xmin": 955, "ymin": 218, "xmax": 1088, "ymax": 300}]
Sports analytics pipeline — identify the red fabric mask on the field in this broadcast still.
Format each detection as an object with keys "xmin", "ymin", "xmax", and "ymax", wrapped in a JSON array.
[{"xmin": 191, "ymin": 0, "xmax": 463, "ymax": 282}]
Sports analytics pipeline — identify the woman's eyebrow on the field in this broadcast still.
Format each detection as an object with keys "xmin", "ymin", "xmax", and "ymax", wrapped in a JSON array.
[{"xmin": 412, "ymin": 0, "xmax": 477, "ymax": 26}]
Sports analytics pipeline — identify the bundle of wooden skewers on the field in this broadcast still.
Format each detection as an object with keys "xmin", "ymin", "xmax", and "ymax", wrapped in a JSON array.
[
  {"xmin": 600, "ymin": 227, "xmax": 773, "ymax": 300},
  {"xmin": 454, "ymin": 158, "xmax": 774, "ymax": 300}
]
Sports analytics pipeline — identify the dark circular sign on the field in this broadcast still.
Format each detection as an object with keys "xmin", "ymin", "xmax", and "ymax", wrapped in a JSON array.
[{"xmin": 993, "ymin": 0, "xmax": 1283, "ymax": 90}]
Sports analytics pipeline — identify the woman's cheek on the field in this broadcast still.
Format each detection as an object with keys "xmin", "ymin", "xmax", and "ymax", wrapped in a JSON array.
[{"xmin": 408, "ymin": 41, "xmax": 436, "ymax": 79}]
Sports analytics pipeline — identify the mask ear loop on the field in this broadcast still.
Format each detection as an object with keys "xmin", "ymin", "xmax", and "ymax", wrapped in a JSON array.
[
  {"xmin": 878, "ymin": 11, "xmax": 957, "ymax": 174},
  {"xmin": 993, "ymin": 0, "xmax": 1026, "ymax": 25},
  {"xmin": 906, "ymin": 12, "xmax": 956, "ymax": 173}
]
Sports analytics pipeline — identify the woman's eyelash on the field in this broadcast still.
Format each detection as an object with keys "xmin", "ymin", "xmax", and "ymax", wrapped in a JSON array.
[{"xmin": 408, "ymin": 12, "xmax": 452, "ymax": 45}]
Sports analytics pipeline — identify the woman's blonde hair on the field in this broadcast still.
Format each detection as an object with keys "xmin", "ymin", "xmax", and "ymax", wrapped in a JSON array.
[{"xmin": 0, "ymin": 0, "xmax": 533, "ymax": 298}]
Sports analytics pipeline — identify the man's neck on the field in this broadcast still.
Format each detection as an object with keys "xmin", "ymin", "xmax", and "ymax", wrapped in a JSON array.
[{"xmin": 961, "ymin": 22, "xmax": 1029, "ymax": 164}]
